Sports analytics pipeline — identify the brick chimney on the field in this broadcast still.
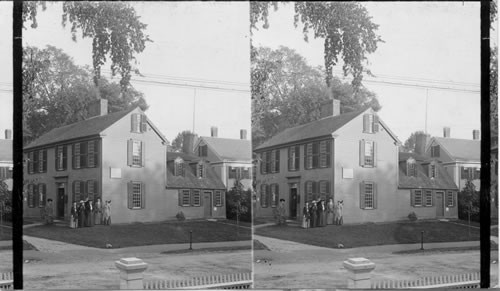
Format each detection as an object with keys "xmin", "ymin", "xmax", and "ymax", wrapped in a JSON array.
[
  {"xmin": 182, "ymin": 132, "xmax": 195, "ymax": 155},
  {"xmin": 320, "ymin": 99, "xmax": 341, "ymax": 119},
  {"xmin": 88, "ymin": 99, "xmax": 108, "ymax": 118},
  {"xmin": 443, "ymin": 127, "xmax": 451, "ymax": 138},
  {"xmin": 473, "ymin": 129, "xmax": 480, "ymax": 140},
  {"xmin": 4, "ymin": 129, "xmax": 11, "ymax": 140},
  {"xmin": 211, "ymin": 126, "xmax": 218, "ymax": 138},
  {"xmin": 240, "ymin": 129, "xmax": 247, "ymax": 140},
  {"xmin": 414, "ymin": 132, "xmax": 430, "ymax": 155}
]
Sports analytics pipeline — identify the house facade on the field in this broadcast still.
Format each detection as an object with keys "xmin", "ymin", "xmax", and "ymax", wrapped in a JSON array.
[
  {"xmin": 194, "ymin": 127, "xmax": 252, "ymax": 190},
  {"xmin": 23, "ymin": 100, "xmax": 171, "ymax": 224},
  {"xmin": 166, "ymin": 151, "xmax": 227, "ymax": 219},
  {"xmin": 424, "ymin": 128, "xmax": 481, "ymax": 191},
  {"xmin": 0, "ymin": 130, "xmax": 12, "ymax": 183},
  {"xmin": 254, "ymin": 100, "xmax": 458, "ymax": 224}
]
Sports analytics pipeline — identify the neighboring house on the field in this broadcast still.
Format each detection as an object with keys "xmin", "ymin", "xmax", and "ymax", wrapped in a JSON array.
[
  {"xmin": 23, "ymin": 100, "xmax": 171, "ymax": 224},
  {"xmin": 425, "ymin": 128, "xmax": 481, "ymax": 191},
  {"xmin": 254, "ymin": 99, "xmax": 411, "ymax": 224},
  {"xmin": 194, "ymin": 127, "xmax": 252, "ymax": 190},
  {"xmin": 0, "ymin": 130, "xmax": 12, "ymax": 182},
  {"xmin": 166, "ymin": 151, "xmax": 227, "ymax": 219},
  {"xmin": 398, "ymin": 152, "xmax": 458, "ymax": 219}
]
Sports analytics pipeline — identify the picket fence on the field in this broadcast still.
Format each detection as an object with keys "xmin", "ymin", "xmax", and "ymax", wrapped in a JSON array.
[
  {"xmin": 0, "ymin": 272, "xmax": 13, "ymax": 290},
  {"xmin": 143, "ymin": 273, "xmax": 252, "ymax": 290},
  {"xmin": 371, "ymin": 272, "xmax": 480, "ymax": 289}
]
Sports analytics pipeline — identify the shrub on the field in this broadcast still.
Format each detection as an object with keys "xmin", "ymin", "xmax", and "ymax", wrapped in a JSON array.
[
  {"xmin": 226, "ymin": 179, "xmax": 252, "ymax": 222},
  {"xmin": 458, "ymin": 180, "xmax": 480, "ymax": 223},
  {"xmin": 175, "ymin": 211, "xmax": 185, "ymax": 221},
  {"xmin": 408, "ymin": 211, "xmax": 418, "ymax": 221}
]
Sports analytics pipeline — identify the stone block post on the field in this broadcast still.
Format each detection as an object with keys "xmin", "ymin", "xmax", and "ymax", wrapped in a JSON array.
[
  {"xmin": 343, "ymin": 257, "xmax": 376, "ymax": 289},
  {"xmin": 115, "ymin": 257, "xmax": 148, "ymax": 289}
]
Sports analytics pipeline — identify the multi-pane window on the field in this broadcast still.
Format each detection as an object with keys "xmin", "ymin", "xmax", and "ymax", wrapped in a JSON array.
[
  {"xmin": 413, "ymin": 189, "xmax": 423, "ymax": 206},
  {"xmin": 228, "ymin": 167, "xmax": 251, "ymax": 179},
  {"xmin": 28, "ymin": 152, "xmax": 34, "ymax": 174},
  {"xmin": 181, "ymin": 190, "xmax": 191, "ymax": 206},
  {"xmin": 363, "ymin": 114, "xmax": 379, "ymax": 133},
  {"xmin": 425, "ymin": 190, "xmax": 433, "ymax": 206},
  {"xmin": 364, "ymin": 141, "xmax": 374, "ymax": 166},
  {"xmin": 131, "ymin": 182, "xmax": 142, "ymax": 208},
  {"xmin": 429, "ymin": 163, "xmax": 437, "ymax": 179},
  {"xmin": 27, "ymin": 184, "xmax": 34, "ymax": 208},
  {"xmin": 38, "ymin": 150, "xmax": 46, "ymax": 172},
  {"xmin": 360, "ymin": 140, "xmax": 376, "ymax": 167},
  {"xmin": 0, "ymin": 167, "xmax": 11, "ymax": 179},
  {"xmin": 27, "ymin": 149, "xmax": 47, "ymax": 173},
  {"xmin": 304, "ymin": 141, "xmax": 331, "ymax": 170},
  {"xmin": 461, "ymin": 167, "xmax": 480, "ymax": 180},
  {"xmin": 319, "ymin": 180, "xmax": 330, "ymax": 200},
  {"xmin": 74, "ymin": 143, "xmax": 81, "ymax": 169},
  {"xmin": 431, "ymin": 145, "xmax": 440, "ymax": 157},
  {"xmin": 260, "ymin": 184, "xmax": 269, "ymax": 207},
  {"xmin": 38, "ymin": 184, "xmax": 46, "ymax": 207},
  {"xmin": 74, "ymin": 180, "xmax": 82, "ymax": 202},
  {"xmin": 288, "ymin": 146, "xmax": 300, "ymax": 171},
  {"xmin": 87, "ymin": 180, "xmax": 95, "ymax": 201},
  {"xmin": 174, "ymin": 159, "xmax": 184, "ymax": 176},
  {"xmin": 446, "ymin": 191, "xmax": 455, "ymax": 207},
  {"xmin": 214, "ymin": 190, "xmax": 224, "ymax": 207},
  {"xmin": 407, "ymin": 159, "xmax": 416, "ymax": 177},
  {"xmin": 260, "ymin": 150, "xmax": 279, "ymax": 174},
  {"xmin": 360, "ymin": 181, "xmax": 377, "ymax": 209},
  {"xmin": 88, "ymin": 141, "xmax": 95, "ymax": 167},
  {"xmin": 56, "ymin": 145, "xmax": 67, "ymax": 171},
  {"xmin": 260, "ymin": 151, "xmax": 269, "ymax": 174},
  {"xmin": 131, "ymin": 113, "xmax": 147, "ymax": 133},
  {"xmin": 474, "ymin": 168, "xmax": 480, "ymax": 179},
  {"xmin": 305, "ymin": 181, "xmax": 314, "ymax": 202},
  {"xmin": 270, "ymin": 184, "xmax": 278, "ymax": 208},
  {"xmin": 319, "ymin": 141, "xmax": 331, "ymax": 168},
  {"xmin": 132, "ymin": 141, "xmax": 142, "ymax": 166},
  {"xmin": 198, "ymin": 145, "xmax": 208, "ymax": 157},
  {"xmin": 305, "ymin": 143, "xmax": 313, "ymax": 169},
  {"xmin": 191, "ymin": 190, "xmax": 201, "ymax": 206},
  {"xmin": 197, "ymin": 163, "xmax": 205, "ymax": 178}
]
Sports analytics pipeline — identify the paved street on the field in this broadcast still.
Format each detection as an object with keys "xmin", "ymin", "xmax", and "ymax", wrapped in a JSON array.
[{"xmin": 253, "ymin": 234, "xmax": 498, "ymax": 289}]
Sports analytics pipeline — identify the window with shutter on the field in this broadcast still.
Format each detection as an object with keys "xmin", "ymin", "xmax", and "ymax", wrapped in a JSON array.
[
  {"xmin": 319, "ymin": 141, "xmax": 327, "ymax": 168},
  {"xmin": 131, "ymin": 182, "xmax": 143, "ymax": 209},
  {"xmin": 407, "ymin": 159, "xmax": 416, "ymax": 177},
  {"xmin": 288, "ymin": 146, "xmax": 296, "ymax": 171},
  {"xmin": 305, "ymin": 181, "xmax": 313, "ymax": 202},
  {"xmin": 33, "ymin": 184, "xmax": 39, "ymax": 208},
  {"xmin": 270, "ymin": 184, "xmax": 278, "ymax": 208},
  {"xmin": 363, "ymin": 181, "xmax": 375, "ymax": 209},
  {"xmin": 364, "ymin": 141, "xmax": 375, "ymax": 166},
  {"xmin": 363, "ymin": 114, "xmax": 374, "ymax": 133},
  {"xmin": 38, "ymin": 184, "xmax": 45, "ymax": 207},
  {"xmin": 87, "ymin": 180, "xmax": 95, "ymax": 201},
  {"xmin": 414, "ymin": 189, "xmax": 423, "ymax": 206},
  {"xmin": 88, "ymin": 141, "xmax": 95, "ymax": 167},
  {"xmin": 192, "ymin": 190, "xmax": 201, "ymax": 206},
  {"xmin": 74, "ymin": 143, "xmax": 81, "ymax": 169},
  {"xmin": 425, "ymin": 190, "xmax": 433, "ymax": 207},
  {"xmin": 27, "ymin": 184, "xmax": 34, "ymax": 208},
  {"xmin": 305, "ymin": 143, "xmax": 313, "ymax": 169},
  {"xmin": 429, "ymin": 163, "xmax": 437, "ymax": 179},
  {"xmin": 180, "ymin": 190, "xmax": 191, "ymax": 206},
  {"xmin": 73, "ymin": 181, "xmax": 81, "ymax": 203},
  {"xmin": 446, "ymin": 191, "xmax": 454, "ymax": 207},
  {"xmin": 28, "ymin": 152, "xmax": 34, "ymax": 174},
  {"xmin": 260, "ymin": 184, "xmax": 268, "ymax": 207},
  {"xmin": 140, "ymin": 114, "xmax": 147, "ymax": 132},
  {"xmin": 373, "ymin": 115, "xmax": 380, "ymax": 132},
  {"xmin": 131, "ymin": 140, "xmax": 142, "ymax": 167},
  {"xmin": 56, "ymin": 146, "xmax": 66, "ymax": 171},
  {"xmin": 214, "ymin": 190, "xmax": 224, "ymax": 207},
  {"xmin": 260, "ymin": 152, "xmax": 267, "ymax": 174},
  {"xmin": 131, "ymin": 113, "xmax": 141, "ymax": 133},
  {"xmin": 431, "ymin": 145, "xmax": 440, "ymax": 157},
  {"xmin": 312, "ymin": 142, "xmax": 319, "ymax": 168},
  {"xmin": 274, "ymin": 149, "xmax": 280, "ymax": 173},
  {"xmin": 270, "ymin": 150, "xmax": 276, "ymax": 173}
]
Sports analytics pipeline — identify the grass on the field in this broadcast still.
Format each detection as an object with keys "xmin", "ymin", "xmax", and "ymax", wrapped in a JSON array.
[
  {"xmin": 161, "ymin": 245, "xmax": 251, "ymax": 255},
  {"xmin": 24, "ymin": 220, "xmax": 251, "ymax": 249},
  {"xmin": 255, "ymin": 220, "xmax": 481, "ymax": 249}
]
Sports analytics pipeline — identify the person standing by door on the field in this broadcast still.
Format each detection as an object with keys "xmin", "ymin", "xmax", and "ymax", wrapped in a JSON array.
[
  {"xmin": 302, "ymin": 202, "xmax": 310, "ymax": 229},
  {"xmin": 70, "ymin": 202, "xmax": 78, "ymax": 229},
  {"xmin": 45, "ymin": 199, "xmax": 54, "ymax": 225}
]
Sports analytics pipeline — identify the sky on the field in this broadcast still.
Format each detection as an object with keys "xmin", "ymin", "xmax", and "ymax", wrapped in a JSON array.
[
  {"xmin": 0, "ymin": 2, "xmax": 251, "ymax": 142},
  {"xmin": 251, "ymin": 2, "xmax": 490, "ymax": 142}
]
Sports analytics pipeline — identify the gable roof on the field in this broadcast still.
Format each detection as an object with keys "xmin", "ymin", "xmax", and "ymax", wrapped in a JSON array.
[
  {"xmin": 254, "ymin": 109, "xmax": 367, "ymax": 151},
  {"xmin": 0, "ymin": 139, "xmax": 12, "ymax": 163},
  {"xmin": 398, "ymin": 152, "xmax": 458, "ymax": 190},
  {"xmin": 431, "ymin": 137, "xmax": 480, "ymax": 162},
  {"xmin": 199, "ymin": 136, "xmax": 252, "ymax": 162},
  {"xmin": 166, "ymin": 152, "xmax": 225, "ymax": 190}
]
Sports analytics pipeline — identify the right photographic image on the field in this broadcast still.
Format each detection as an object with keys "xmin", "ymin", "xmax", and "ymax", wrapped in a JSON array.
[{"xmin": 250, "ymin": 1, "xmax": 495, "ymax": 289}]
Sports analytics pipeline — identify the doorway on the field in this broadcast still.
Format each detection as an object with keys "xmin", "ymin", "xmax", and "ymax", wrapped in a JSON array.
[
  {"xmin": 203, "ymin": 191, "xmax": 212, "ymax": 217},
  {"xmin": 289, "ymin": 187, "xmax": 297, "ymax": 219},
  {"xmin": 57, "ymin": 186, "xmax": 65, "ymax": 218},
  {"xmin": 435, "ymin": 191, "xmax": 444, "ymax": 217}
]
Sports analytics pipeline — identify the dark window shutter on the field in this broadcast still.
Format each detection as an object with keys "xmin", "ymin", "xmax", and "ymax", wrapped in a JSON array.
[
  {"xmin": 373, "ymin": 115, "xmax": 380, "ymax": 132},
  {"xmin": 326, "ymin": 181, "xmax": 331, "ymax": 195},
  {"xmin": 295, "ymin": 145, "xmax": 300, "ymax": 170},
  {"xmin": 220, "ymin": 191, "xmax": 225, "ymax": 207},
  {"xmin": 43, "ymin": 150, "xmax": 47, "ymax": 172},
  {"xmin": 94, "ymin": 140, "xmax": 100, "ymax": 167},
  {"xmin": 178, "ymin": 190, "xmax": 182, "ymax": 206},
  {"xmin": 373, "ymin": 182, "xmax": 377, "ymax": 209},
  {"xmin": 140, "ymin": 114, "xmax": 147, "ymax": 133},
  {"xmin": 363, "ymin": 114, "xmax": 369, "ymax": 132},
  {"xmin": 266, "ymin": 185, "xmax": 271, "ymax": 206},
  {"xmin": 312, "ymin": 181, "xmax": 318, "ymax": 200},
  {"xmin": 141, "ymin": 183, "xmax": 146, "ymax": 209},
  {"xmin": 131, "ymin": 113, "xmax": 137, "ymax": 132},
  {"xmin": 359, "ymin": 182, "xmax": 365, "ymax": 209},
  {"xmin": 127, "ymin": 139, "xmax": 133, "ymax": 166},
  {"xmin": 373, "ymin": 142, "xmax": 377, "ymax": 167},
  {"xmin": 359, "ymin": 140, "xmax": 365, "ymax": 167},
  {"xmin": 55, "ymin": 147, "xmax": 59, "ymax": 171},
  {"xmin": 275, "ymin": 185, "xmax": 279, "ymax": 203},
  {"xmin": 275, "ymin": 149, "xmax": 280, "ymax": 172},
  {"xmin": 72, "ymin": 181, "xmax": 76, "ymax": 203},
  {"xmin": 200, "ymin": 191, "xmax": 204, "ymax": 207},
  {"xmin": 80, "ymin": 142, "xmax": 87, "ymax": 168},
  {"xmin": 63, "ymin": 145, "xmax": 67, "ymax": 170},
  {"xmin": 34, "ymin": 184, "xmax": 39, "ymax": 208},
  {"xmin": 80, "ymin": 181, "xmax": 86, "ymax": 200},
  {"xmin": 141, "ymin": 141, "xmax": 146, "ymax": 167},
  {"xmin": 127, "ymin": 181, "xmax": 133, "ymax": 209},
  {"xmin": 33, "ymin": 151, "xmax": 39, "ymax": 172},
  {"xmin": 326, "ymin": 141, "xmax": 331, "ymax": 167},
  {"xmin": 72, "ymin": 144, "xmax": 76, "ymax": 169},
  {"xmin": 410, "ymin": 189, "xmax": 415, "ymax": 207},
  {"xmin": 94, "ymin": 180, "xmax": 99, "ymax": 199}
]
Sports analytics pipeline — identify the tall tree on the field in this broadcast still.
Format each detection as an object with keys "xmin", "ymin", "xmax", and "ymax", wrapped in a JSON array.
[
  {"xmin": 23, "ymin": 45, "xmax": 148, "ymax": 144},
  {"xmin": 170, "ymin": 130, "xmax": 199, "ymax": 153},
  {"xmin": 23, "ymin": 2, "xmax": 151, "ymax": 90},
  {"xmin": 401, "ymin": 131, "xmax": 426, "ymax": 153},
  {"xmin": 252, "ymin": 46, "xmax": 380, "ymax": 147},
  {"xmin": 251, "ymin": 2, "xmax": 382, "ymax": 89}
]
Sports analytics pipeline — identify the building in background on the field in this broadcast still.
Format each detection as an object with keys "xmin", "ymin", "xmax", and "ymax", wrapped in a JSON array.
[{"xmin": 0, "ymin": 130, "xmax": 12, "ymax": 182}]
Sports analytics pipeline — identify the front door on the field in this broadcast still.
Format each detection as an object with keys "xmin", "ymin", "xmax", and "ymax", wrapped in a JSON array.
[
  {"xmin": 435, "ymin": 191, "xmax": 444, "ymax": 217},
  {"xmin": 57, "ymin": 187, "xmax": 65, "ymax": 218},
  {"xmin": 203, "ymin": 191, "xmax": 212, "ymax": 217},
  {"xmin": 290, "ymin": 188, "xmax": 297, "ymax": 219}
]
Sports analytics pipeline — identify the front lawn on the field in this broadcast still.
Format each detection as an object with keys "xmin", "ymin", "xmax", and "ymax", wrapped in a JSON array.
[
  {"xmin": 24, "ymin": 220, "xmax": 251, "ymax": 248},
  {"xmin": 255, "ymin": 220, "xmax": 480, "ymax": 249}
]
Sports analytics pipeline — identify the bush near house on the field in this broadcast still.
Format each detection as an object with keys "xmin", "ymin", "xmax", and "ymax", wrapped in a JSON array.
[
  {"xmin": 226, "ymin": 180, "xmax": 252, "ymax": 222},
  {"xmin": 458, "ymin": 180, "xmax": 480, "ymax": 223}
]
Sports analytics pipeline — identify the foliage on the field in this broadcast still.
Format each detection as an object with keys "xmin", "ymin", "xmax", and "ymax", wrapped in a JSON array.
[
  {"xmin": 23, "ymin": 2, "xmax": 151, "ymax": 89},
  {"xmin": 170, "ymin": 130, "xmax": 199, "ymax": 153},
  {"xmin": 252, "ymin": 46, "xmax": 380, "ymax": 147},
  {"xmin": 0, "ymin": 180, "xmax": 12, "ymax": 221},
  {"xmin": 175, "ymin": 211, "xmax": 186, "ymax": 221},
  {"xmin": 250, "ymin": 2, "xmax": 382, "ymax": 88},
  {"xmin": 226, "ymin": 179, "xmax": 252, "ymax": 222},
  {"xmin": 407, "ymin": 211, "xmax": 417, "ymax": 222},
  {"xmin": 23, "ymin": 45, "xmax": 148, "ymax": 145},
  {"xmin": 401, "ymin": 131, "xmax": 426, "ymax": 153},
  {"xmin": 458, "ymin": 179, "xmax": 480, "ymax": 223}
]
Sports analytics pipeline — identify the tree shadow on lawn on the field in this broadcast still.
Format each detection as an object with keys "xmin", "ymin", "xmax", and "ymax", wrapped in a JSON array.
[
  {"xmin": 255, "ymin": 221, "xmax": 480, "ymax": 249},
  {"xmin": 23, "ymin": 220, "xmax": 251, "ymax": 249}
]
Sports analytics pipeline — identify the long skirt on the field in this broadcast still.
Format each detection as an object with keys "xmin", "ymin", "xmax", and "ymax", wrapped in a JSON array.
[
  {"xmin": 326, "ymin": 212, "xmax": 334, "ymax": 225},
  {"xmin": 302, "ymin": 216, "xmax": 309, "ymax": 228},
  {"xmin": 78, "ymin": 213, "xmax": 84, "ymax": 228},
  {"xmin": 94, "ymin": 212, "xmax": 102, "ymax": 225},
  {"xmin": 310, "ymin": 214, "xmax": 316, "ymax": 228},
  {"xmin": 70, "ymin": 215, "xmax": 77, "ymax": 228},
  {"xmin": 318, "ymin": 213, "xmax": 324, "ymax": 227}
]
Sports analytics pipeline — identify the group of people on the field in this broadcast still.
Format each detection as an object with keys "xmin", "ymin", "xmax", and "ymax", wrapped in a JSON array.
[
  {"xmin": 69, "ymin": 198, "xmax": 111, "ymax": 228},
  {"xmin": 302, "ymin": 199, "xmax": 343, "ymax": 228}
]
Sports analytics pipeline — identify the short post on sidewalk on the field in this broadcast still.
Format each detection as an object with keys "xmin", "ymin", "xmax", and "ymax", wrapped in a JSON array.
[
  {"xmin": 343, "ymin": 257, "xmax": 376, "ymax": 289},
  {"xmin": 115, "ymin": 257, "xmax": 148, "ymax": 289},
  {"xmin": 420, "ymin": 230, "xmax": 424, "ymax": 250},
  {"xmin": 189, "ymin": 230, "xmax": 193, "ymax": 250}
]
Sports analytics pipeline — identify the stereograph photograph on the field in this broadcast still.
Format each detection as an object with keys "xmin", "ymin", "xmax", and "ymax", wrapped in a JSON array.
[{"xmin": 0, "ymin": 1, "xmax": 496, "ymax": 290}]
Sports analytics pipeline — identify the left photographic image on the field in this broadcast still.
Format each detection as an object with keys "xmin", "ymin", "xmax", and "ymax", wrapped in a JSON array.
[{"xmin": 7, "ymin": 2, "xmax": 252, "ymax": 289}]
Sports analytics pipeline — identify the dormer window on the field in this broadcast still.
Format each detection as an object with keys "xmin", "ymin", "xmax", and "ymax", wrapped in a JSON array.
[
  {"xmin": 131, "ymin": 113, "xmax": 147, "ymax": 133},
  {"xmin": 429, "ymin": 161, "xmax": 438, "ymax": 179},
  {"xmin": 174, "ymin": 157, "xmax": 184, "ymax": 176},
  {"xmin": 198, "ymin": 145, "xmax": 208, "ymax": 157},
  {"xmin": 197, "ymin": 162, "xmax": 206, "ymax": 178},
  {"xmin": 363, "ymin": 114, "xmax": 379, "ymax": 133},
  {"xmin": 406, "ymin": 158, "xmax": 416, "ymax": 177},
  {"xmin": 431, "ymin": 145, "xmax": 440, "ymax": 157}
]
